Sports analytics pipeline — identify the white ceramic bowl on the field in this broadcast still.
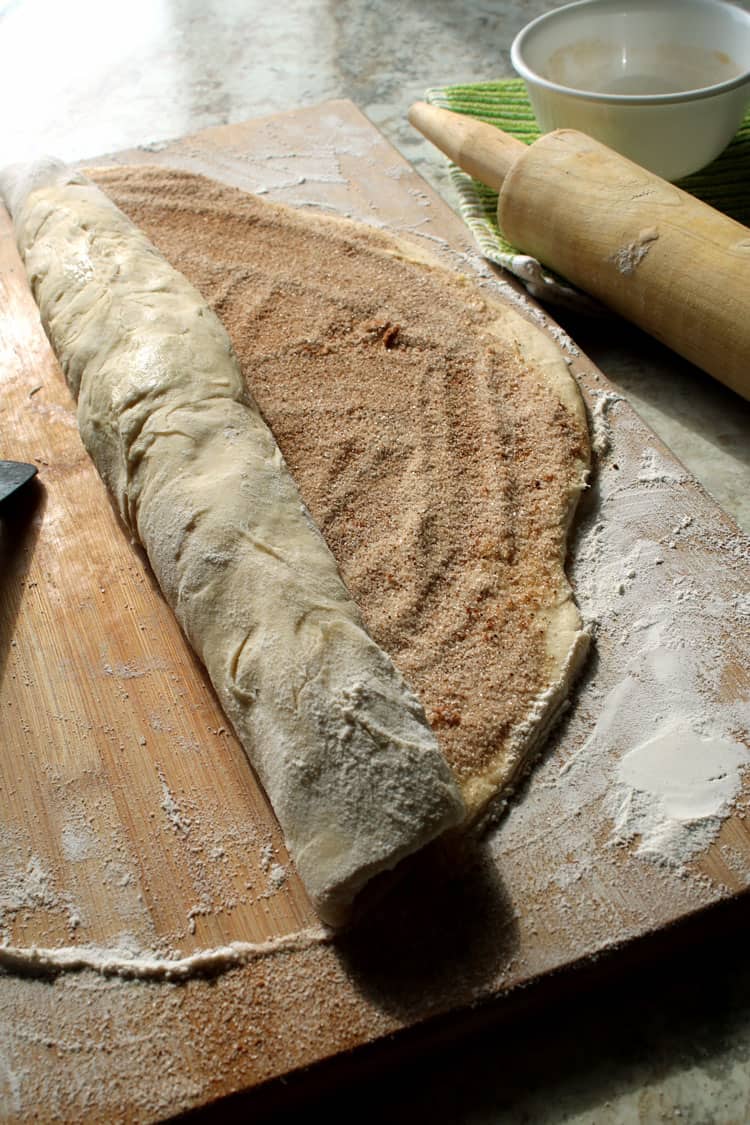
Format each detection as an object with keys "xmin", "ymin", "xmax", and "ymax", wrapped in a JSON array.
[{"xmin": 510, "ymin": 0, "xmax": 750, "ymax": 180}]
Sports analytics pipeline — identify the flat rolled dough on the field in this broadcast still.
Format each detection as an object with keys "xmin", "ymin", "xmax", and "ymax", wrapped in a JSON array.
[
  {"xmin": 87, "ymin": 166, "xmax": 590, "ymax": 821},
  {"xmin": 0, "ymin": 160, "xmax": 467, "ymax": 926}
]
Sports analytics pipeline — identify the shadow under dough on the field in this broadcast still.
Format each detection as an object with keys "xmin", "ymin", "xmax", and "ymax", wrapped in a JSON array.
[{"xmin": 335, "ymin": 834, "xmax": 520, "ymax": 1021}]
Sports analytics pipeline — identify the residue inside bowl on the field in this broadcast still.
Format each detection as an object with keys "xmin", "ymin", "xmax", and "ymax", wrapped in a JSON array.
[{"xmin": 543, "ymin": 40, "xmax": 743, "ymax": 95}]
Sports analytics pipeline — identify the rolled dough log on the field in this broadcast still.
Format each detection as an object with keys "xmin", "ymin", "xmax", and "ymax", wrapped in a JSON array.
[{"xmin": 0, "ymin": 159, "xmax": 466, "ymax": 926}]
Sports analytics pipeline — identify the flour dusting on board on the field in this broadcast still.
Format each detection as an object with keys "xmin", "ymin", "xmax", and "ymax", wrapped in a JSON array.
[
  {"xmin": 556, "ymin": 404, "xmax": 750, "ymax": 874},
  {"xmin": 0, "ymin": 926, "xmax": 332, "ymax": 981},
  {"xmin": 610, "ymin": 728, "xmax": 749, "ymax": 867},
  {"xmin": 0, "ymin": 829, "xmax": 82, "ymax": 941},
  {"xmin": 493, "ymin": 396, "xmax": 750, "ymax": 958},
  {"xmin": 588, "ymin": 389, "xmax": 625, "ymax": 456}
]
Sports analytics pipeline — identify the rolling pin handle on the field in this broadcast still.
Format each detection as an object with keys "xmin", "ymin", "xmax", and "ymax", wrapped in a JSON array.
[{"xmin": 408, "ymin": 102, "xmax": 525, "ymax": 192}]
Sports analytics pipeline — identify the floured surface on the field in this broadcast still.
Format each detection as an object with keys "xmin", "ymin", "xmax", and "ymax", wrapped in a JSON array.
[
  {"xmin": 493, "ymin": 406, "xmax": 750, "ymax": 962},
  {"xmin": 0, "ymin": 102, "xmax": 749, "ymax": 1123},
  {"xmin": 611, "ymin": 730, "xmax": 748, "ymax": 865},
  {"xmin": 87, "ymin": 164, "xmax": 589, "ymax": 817}
]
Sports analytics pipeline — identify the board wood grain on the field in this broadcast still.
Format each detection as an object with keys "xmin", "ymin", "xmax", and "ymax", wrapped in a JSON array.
[{"xmin": 0, "ymin": 100, "xmax": 748, "ymax": 1123}]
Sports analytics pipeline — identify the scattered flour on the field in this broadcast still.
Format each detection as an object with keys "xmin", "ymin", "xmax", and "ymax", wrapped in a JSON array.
[
  {"xmin": 588, "ymin": 389, "xmax": 625, "ymax": 456},
  {"xmin": 0, "ymin": 926, "xmax": 331, "ymax": 981},
  {"xmin": 492, "ymin": 401, "xmax": 750, "ymax": 966},
  {"xmin": 60, "ymin": 820, "xmax": 97, "ymax": 864},
  {"xmin": 0, "ymin": 836, "xmax": 82, "ymax": 942},
  {"xmin": 638, "ymin": 445, "xmax": 690, "ymax": 486},
  {"xmin": 556, "ymin": 405, "xmax": 750, "ymax": 876},
  {"xmin": 609, "ymin": 728, "xmax": 749, "ymax": 867},
  {"xmin": 259, "ymin": 842, "xmax": 274, "ymax": 873},
  {"xmin": 158, "ymin": 768, "xmax": 191, "ymax": 835},
  {"xmin": 609, "ymin": 228, "xmax": 659, "ymax": 275},
  {"xmin": 268, "ymin": 863, "xmax": 287, "ymax": 891}
]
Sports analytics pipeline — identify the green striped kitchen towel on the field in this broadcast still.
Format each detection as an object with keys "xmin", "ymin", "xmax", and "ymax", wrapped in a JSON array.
[{"xmin": 426, "ymin": 79, "xmax": 750, "ymax": 307}]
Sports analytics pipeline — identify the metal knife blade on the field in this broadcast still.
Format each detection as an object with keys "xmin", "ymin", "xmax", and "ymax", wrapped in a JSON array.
[{"xmin": 0, "ymin": 461, "xmax": 38, "ymax": 507}]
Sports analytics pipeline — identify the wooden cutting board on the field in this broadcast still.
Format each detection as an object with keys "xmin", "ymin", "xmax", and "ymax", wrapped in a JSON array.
[{"xmin": 1, "ymin": 100, "xmax": 748, "ymax": 1122}]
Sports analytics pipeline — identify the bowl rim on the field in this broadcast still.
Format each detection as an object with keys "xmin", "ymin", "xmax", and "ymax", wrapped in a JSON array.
[{"xmin": 510, "ymin": 0, "xmax": 750, "ymax": 105}]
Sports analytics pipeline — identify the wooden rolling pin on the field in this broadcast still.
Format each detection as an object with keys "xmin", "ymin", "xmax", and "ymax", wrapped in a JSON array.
[{"xmin": 409, "ymin": 101, "xmax": 750, "ymax": 400}]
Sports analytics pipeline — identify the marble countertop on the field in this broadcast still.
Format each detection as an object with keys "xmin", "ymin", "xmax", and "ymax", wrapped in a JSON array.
[{"xmin": 1, "ymin": 1, "xmax": 749, "ymax": 1121}]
